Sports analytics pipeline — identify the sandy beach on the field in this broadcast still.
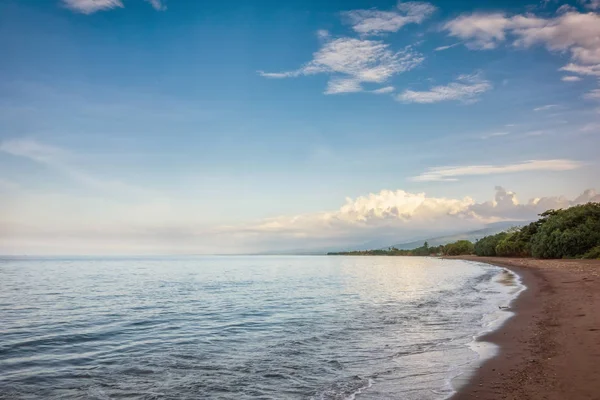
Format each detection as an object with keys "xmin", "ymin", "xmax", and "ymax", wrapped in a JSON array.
[{"xmin": 450, "ymin": 256, "xmax": 600, "ymax": 400}]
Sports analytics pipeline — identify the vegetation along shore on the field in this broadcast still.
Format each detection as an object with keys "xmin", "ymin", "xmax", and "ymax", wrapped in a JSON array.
[{"xmin": 328, "ymin": 202, "xmax": 600, "ymax": 260}]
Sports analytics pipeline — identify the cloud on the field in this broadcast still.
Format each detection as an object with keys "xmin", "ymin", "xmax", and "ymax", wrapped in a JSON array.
[
  {"xmin": 62, "ymin": 0, "xmax": 165, "ymax": 14},
  {"xmin": 581, "ymin": 122, "xmax": 600, "ymax": 132},
  {"xmin": 371, "ymin": 86, "xmax": 395, "ymax": 94},
  {"xmin": 397, "ymin": 73, "xmax": 492, "ymax": 104},
  {"xmin": 561, "ymin": 75, "xmax": 582, "ymax": 81},
  {"xmin": 62, "ymin": 0, "xmax": 123, "ymax": 14},
  {"xmin": 434, "ymin": 43, "xmax": 462, "ymax": 51},
  {"xmin": 524, "ymin": 130, "xmax": 547, "ymax": 136},
  {"xmin": 2, "ymin": 180, "xmax": 598, "ymax": 254},
  {"xmin": 443, "ymin": 11, "xmax": 600, "ymax": 65},
  {"xmin": 146, "ymin": 0, "xmax": 166, "ymax": 11},
  {"xmin": 481, "ymin": 131, "xmax": 509, "ymax": 139},
  {"xmin": 259, "ymin": 37, "xmax": 423, "ymax": 94},
  {"xmin": 0, "ymin": 138, "xmax": 148, "ymax": 196},
  {"xmin": 560, "ymin": 63, "xmax": 600, "ymax": 76},
  {"xmin": 586, "ymin": 89, "xmax": 600, "ymax": 99},
  {"xmin": 325, "ymin": 78, "xmax": 363, "ymax": 94},
  {"xmin": 443, "ymin": 13, "xmax": 514, "ymax": 50},
  {"xmin": 580, "ymin": 0, "xmax": 600, "ymax": 10},
  {"xmin": 342, "ymin": 2, "xmax": 437, "ymax": 35},
  {"xmin": 410, "ymin": 159, "xmax": 583, "ymax": 182},
  {"xmin": 465, "ymin": 186, "xmax": 600, "ymax": 221},
  {"xmin": 534, "ymin": 104, "xmax": 558, "ymax": 111}
]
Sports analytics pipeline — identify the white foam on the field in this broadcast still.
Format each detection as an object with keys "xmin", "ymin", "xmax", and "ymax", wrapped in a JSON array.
[
  {"xmin": 344, "ymin": 378, "xmax": 374, "ymax": 400},
  {"xmin": 448, "ymin": 266, "xmax": 527, "ymax": 396}
]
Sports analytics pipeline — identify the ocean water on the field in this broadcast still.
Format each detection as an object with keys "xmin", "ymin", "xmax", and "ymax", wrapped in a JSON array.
[{"xmin": 0, "ymin": 256, "xmax": 522, "ymax": 400}]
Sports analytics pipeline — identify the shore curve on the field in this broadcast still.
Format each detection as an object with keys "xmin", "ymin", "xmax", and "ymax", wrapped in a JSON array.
[{"xmin": 448, "ymin": 256, "xmax": 600, "ymax": 400}]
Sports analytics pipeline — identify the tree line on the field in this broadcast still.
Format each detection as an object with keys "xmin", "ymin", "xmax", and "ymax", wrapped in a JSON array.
[{"xmin": 328, "ymin": 202, "xmax": 600, "ymax": 259}]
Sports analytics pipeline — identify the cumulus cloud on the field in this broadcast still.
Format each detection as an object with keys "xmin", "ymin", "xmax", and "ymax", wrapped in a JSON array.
[
  {"xmin": 465, "ymin": 187, "xmax": 600, "ymax": 221},
  {"xmin": 410, "ymin": 159, "xmax": 583, "ymax": 182},
  {"xmin": 444, "ymin": 11, "xmax": 600, "ymax": 64},
  {"xmin": 259, "ymin": 37, "xmax": 423, "ymax": 94},
  {"xmin": 397, "ymin": 73, "xmax": 492, "ymax": 103},
  {"xmin": 62, "ymin": 0, "xmax": 123, "ymax": 14},
  {"xmin": 2, "ymin": 181, "xmax": 598, "ymax": 254},
  {"xmin": 342, "ymin": 2, "xmax": 437, "ymax": 35}
]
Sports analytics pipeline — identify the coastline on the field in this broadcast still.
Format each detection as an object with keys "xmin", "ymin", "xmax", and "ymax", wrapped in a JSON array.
[{"xmin": 448, "ymin": 256, "xmax": 600, "ymax": 400}]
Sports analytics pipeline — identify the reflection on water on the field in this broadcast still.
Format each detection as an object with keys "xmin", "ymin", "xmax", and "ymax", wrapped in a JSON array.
[{"xmin": 0, "ymin": 256, "xmax": 520, "ymax": 400}]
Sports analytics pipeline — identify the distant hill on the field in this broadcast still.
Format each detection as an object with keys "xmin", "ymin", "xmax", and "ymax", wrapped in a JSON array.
[{"xmin": 386, "ymin": 221, "xmax": 528, "ymax": 250}]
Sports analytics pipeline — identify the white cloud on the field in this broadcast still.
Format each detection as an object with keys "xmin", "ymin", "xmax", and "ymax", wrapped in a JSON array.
[
  {"xmin": 371, "ymin": 86, "xmax": 395, "ymax": 94},
  {"xmin": 434, "ymin": 43, "xmax": 461, "ymax": 51},
  {"xmin": 534, "ymin": 104, "xmax": 558, "ymax": 111},
  {"xmin": 62, "ymin": 0, "xmax": 164, "ymax": 14},
  {"xmin": 561, "ymin": 75, "xmax": 582, "ymax": 82},
  {"xmin": 443, "ymin": 13, "xmax": 513, "ymax": 49},
  {"xmin": 259, "ymin": 37, "xmax": 423, "ymax": 94},
  {"xmin": 524, "ymin": 130, "xmax": 547, "ymax": 136},
  {"xmin": 444, "ymin": 11, "xmax": 600, "ymax": 65},
  {"xmin": 410, "ymin": 159, "xmax": 582, "ymax": 182},
  {"xmin": 62, "ymin": 0, "xmax": 123, "ymax": 14},
  {"xmin": 342, "ymin": 2, "xmax": 437, "ymax": 35},
  {"xmin": 560, "ymin": 63, "xmax": 600, "ymax": 76},
  {"xmin": 397, "ymin": 73, "xmax": 492, "ymax": 104},
  {"xmin": 586, "ymin": 89, "xmax": 600, "ymax": 99},
  {"xmin": 325, "ymin": 78, "xmax": 363, "ymax": 95},
  {"xmin": 481, "ymin": 131, "xmax": 509, "ymax": 139},
  {"xmin": 146, "ymin": 0, "xmax": 166, "ymax": 11}
]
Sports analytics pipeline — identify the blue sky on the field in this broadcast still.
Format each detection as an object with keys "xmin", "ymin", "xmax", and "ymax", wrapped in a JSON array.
[{"xmin": 1, "ymin": 0, "xmax": 599, "ymax": 254}]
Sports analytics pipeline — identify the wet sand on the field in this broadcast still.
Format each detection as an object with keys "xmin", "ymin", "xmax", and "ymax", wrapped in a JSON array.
[{"xmin": 450, "ymin": 256, "xmax": 600, "ymax": 400}]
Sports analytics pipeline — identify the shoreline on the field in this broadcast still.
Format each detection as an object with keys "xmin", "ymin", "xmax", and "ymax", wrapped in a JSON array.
[{"xmin": 448, "ymin": 256, "xmax": 600, "ymax": 400}]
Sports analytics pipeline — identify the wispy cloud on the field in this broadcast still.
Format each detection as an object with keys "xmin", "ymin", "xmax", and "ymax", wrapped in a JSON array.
[
  {"xmin": 371, "ymin": 86, "xmax": 395, "ymax": 94},
  {"xmin": 581, "ymin": 122, "xmax": 600, "ymax": 132},
  {"xmin": 259, "ymin": 37, "xmax": 423, "ymax": 94},
  {"xmin": 410, "ymin": 159, "xmax": 583, "ymax": 182},
  {"xmin": 534, "ymin": 104, "xmax": 558, "ymax": 111},
  {"xmin": 342, "ymin": 2, "xmax": 437, "ymax": 35},
  {"xmin": 561, "ymin": 75, "xmax": 582, "ymax": 82},
  {"xmin": 560, "ymin": 63, "xmax": 600, "ymax": 76},
  {"xmin": 524, "ymin": 130, "xmax": 547, "ymax": 136},
  {"xmin": 62, "ymin": 0, "xmax": 165, "ymax": 14},
  {"xmin": 397, "ymin": 73, "xmax": 492, "ymax": 104},
  {"xmin": 481, "ymin": 131, "xmax": 509, "ymax": 139},
  {"xmin": 62, "ymin": 0, "xmax": 123, "ymax": 14},
  {"xmin": 580, "ymin": 0, "xmax": 600, "ymax": 10},
  {"xmin": 0, "ymin": 138, "xmax": 147, "ymax": 196},
  {"xmin": 434, "ymin": 42, "xmax": 462, "ymax": 51},
  {"xmin": 585, "ymin": 89, "xmax": 600, "ymax": 99}
]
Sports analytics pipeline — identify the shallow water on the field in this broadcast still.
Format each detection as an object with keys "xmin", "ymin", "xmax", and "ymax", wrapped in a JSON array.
[{"xmin": 0, "ymin": 256, "xmax": 521, "ymax": 399}]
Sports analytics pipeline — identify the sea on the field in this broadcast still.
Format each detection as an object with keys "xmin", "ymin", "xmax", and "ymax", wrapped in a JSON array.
[{"xmin": 0, "ymin": 256, "xmax": 523, "ymax": 400}]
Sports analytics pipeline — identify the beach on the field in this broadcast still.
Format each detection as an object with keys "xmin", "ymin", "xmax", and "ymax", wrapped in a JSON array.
[{"xmin": 451, "ymin": 256, "xmax": 600, "ymax": 400}]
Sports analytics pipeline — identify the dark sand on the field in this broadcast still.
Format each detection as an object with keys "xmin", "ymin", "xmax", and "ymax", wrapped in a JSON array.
[{"xmin": 450, "ymin": 256, "xmax": 600, "ymax": 400}]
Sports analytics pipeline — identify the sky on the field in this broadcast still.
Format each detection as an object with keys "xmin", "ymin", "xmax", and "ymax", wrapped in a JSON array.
[{"xmin": 0, "ymin": 0, "xmax": 599, "ymax": 255}]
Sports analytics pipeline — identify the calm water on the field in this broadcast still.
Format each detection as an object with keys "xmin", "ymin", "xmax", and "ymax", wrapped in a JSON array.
[{"xmin": 0, "ymin": 256, "xmax": 521, "ymax": 400}]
